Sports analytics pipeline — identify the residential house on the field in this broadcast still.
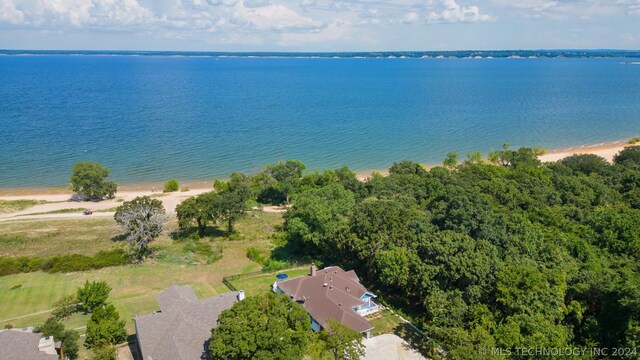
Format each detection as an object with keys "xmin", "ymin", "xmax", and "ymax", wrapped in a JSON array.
[
  {"xmin": 274, "ymin": 265, "xmax": 380, "ymax": 338},
  {"xmin": 0, "ymin": 327, "xmax": 60, "ymax": 360},
  {"xmin": 134, "ymin": 285, "xmax": 242, "ymax": 360}
]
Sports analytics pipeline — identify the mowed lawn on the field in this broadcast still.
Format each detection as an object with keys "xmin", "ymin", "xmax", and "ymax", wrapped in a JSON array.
[
  {"xmin": 227, "ymin": 267, "xmax": 310, "ymax": 296},
  {"xmin": 0, "ymin": 212, "xmax": 284, "ymax": 332},
  {"xmin": 0, "ymin": 218, "xmax": 120, "ymax": 257}
]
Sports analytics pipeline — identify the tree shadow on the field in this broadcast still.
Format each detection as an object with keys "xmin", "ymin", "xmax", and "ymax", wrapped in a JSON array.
[
  {"xmin": 200, "ymin": 338, "xmax": 211, "ymax": 360},
  {"xmin": 269, "ymin": 236, "xmax": 317, "ymax": 265},
  {"xmin": 170, "ymin": 226, "xmax": 228, "ymax": 241},
  {"xmin": 111, "ymin": 233, "xmax": 127, "ymax": 242},
  {"xmin": 392, "ymin": 322, "xmax": 430, "ymax": 357}
]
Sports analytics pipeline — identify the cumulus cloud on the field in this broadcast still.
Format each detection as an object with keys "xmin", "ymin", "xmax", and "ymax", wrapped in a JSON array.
[
  {"xmin": 0, "ymin": 0, "xmax": 153, "ymax": 27},
  {"xmin": 616, "ymin": 0, "xmax": 640, "ymax": 15},
  {"xmin": 403, "ymin": 11, "xmax": 419, "ymax": 24},
  {"xmin": 231, "ymin": 2, "xmax": 322, "ymax": 31},
  {"xmin": 0, "ymin": 0, "xmax": 26, "ymax": 25},
  {"xmin": 427, "ymin": 0, "xmax": 492, "ymax": 24},
  {"xmin": 279, "ymin": 20, "xmax": 348, "ymax": 45}
]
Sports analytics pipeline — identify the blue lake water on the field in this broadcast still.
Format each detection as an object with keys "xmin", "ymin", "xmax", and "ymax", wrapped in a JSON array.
[{"xmin": 1, "ymin": 55, "xmax": 639, "ymax": 187}]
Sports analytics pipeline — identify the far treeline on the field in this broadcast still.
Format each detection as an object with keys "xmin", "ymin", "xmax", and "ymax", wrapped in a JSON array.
[{"xmin": 68, "ymin": 146, "xmax": 640, "ymax": 359}]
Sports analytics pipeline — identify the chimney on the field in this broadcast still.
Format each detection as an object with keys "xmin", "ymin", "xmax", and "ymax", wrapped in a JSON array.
[
  {"xmin": 237, "ymin": 290, "xmax": 245, "ymax": 301},
  {"xmin": 310, "ymin": 263, "xmax": 317, "ymax": 277}
]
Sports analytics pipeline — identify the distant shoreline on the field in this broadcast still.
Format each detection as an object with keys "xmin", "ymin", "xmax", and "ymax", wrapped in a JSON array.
[
  {"xmin": 1, "ymin": 139, "xmax": 634, "ymax": 197},
  {"xmin": 2, "ymin": 49, "xmax": 640, "ymax": 59}
]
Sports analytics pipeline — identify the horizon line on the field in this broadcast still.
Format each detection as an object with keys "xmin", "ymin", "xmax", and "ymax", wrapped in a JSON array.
[{"xmin": 2, "ymin": 48, "xmax": 640, "ymax": 53}]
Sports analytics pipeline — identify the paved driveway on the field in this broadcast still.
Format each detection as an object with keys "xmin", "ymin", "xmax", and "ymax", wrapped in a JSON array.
[{"xmin": 362, "ymin": 334, "xmax": 426, "ymax": 360}]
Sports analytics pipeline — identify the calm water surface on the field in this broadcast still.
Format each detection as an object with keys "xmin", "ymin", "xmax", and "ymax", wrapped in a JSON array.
[{"xmin": 1, "ymin": 56, "xmax": 639, "ymax": 187}]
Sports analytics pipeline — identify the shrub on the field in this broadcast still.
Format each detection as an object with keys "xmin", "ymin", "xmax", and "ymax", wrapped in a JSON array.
[
  {"xmin": 90, "ymin": 346, "xmax": 117, "ymax": 360},
  {"xmin": 0, "ymin": 249, "xmax": 127, "ymax": 277},
  {"xmin": 183, "ymin": 240, "xmax": 223, "ymax": 264},
  {"xmin": 0, "ymin": 258, "xmax": 21, "ymax": 276},
  {"xmin": 629, "ymin": 137, "xmax": 640, "ymax": 144},
  {"xmin": 246, "ymin": 247, "xmax": 267, "ymax": 265},
  {"xmin": 4, "ymin": 324, "xmax": 13, "ymax": 329},
  {"xmin": 262, "ymin": 259, "xmax": 291, "ymax": 272},
  {"xmin": 163, "ymin": 179, "xmax": 179, "ymax": 193}
]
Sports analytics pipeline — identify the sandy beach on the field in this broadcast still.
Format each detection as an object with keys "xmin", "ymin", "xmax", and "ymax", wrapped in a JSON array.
[
  {"xmin": 1, "ymin": 139, "xmax": 636, "ymax": 221},
  {"xmin": 538, "ymin": 141, "xmax": 629, "ymax": 163},
  {"xmin": 0, "ymin": 188, "xmax": 212, "ymax": 222}
]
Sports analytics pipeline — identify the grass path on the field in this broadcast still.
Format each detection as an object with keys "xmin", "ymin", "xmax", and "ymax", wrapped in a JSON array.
[{"xmin": 0, "ymin": 308, "xmax": 54, "ymax": 323}]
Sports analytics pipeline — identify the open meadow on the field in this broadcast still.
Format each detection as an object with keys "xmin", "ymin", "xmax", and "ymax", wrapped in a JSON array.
[{"xmin": 0, "ymin": 211, "xmax": 285, "ymax": 334}]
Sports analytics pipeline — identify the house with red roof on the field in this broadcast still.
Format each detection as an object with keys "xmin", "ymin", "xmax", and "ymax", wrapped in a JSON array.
[{"xmin": 273, "ymin": 264, "xmax": 380, "ymax": 338}]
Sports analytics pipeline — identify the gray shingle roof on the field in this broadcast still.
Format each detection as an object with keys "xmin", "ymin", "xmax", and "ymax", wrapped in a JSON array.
[
  {"xmin": 134, "ymin": 286, "xmax": 238, "ymax": 360},
  {"xmin": 0, "ymin": 330, "xmax": 59, "ymax": 360}
]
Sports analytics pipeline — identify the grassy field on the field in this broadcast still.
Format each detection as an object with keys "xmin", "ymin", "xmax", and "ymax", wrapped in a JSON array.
[
  {"xmin": 226, "ymin": 267, "xmax": 311, "ymax": 296},
  {"xmin": 0, "ymin": 218, "xmax": 121, "ymax": 257},
  {"xmin": 0, "ymin": 199, "xmax": 46, "ymax": 214},
  {"xmin": 0, "ymin": 211, "xmax": 284, "ymax": 334},
  {"xmin": 367, "ymin": 309, "xmax": 407, "ymax": 336}
]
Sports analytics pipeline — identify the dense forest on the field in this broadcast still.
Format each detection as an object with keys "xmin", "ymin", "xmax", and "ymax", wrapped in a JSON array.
[
  {"xmin": 196, "ymin": 146, "xmax": 640, "ymax": 359},
  {"xmin": 257, "ymin": 146, "xmax": 640, "ymax": 359}
]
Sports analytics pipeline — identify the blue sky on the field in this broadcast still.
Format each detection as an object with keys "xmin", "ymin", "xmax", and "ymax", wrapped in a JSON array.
[{"xmin": 0, "ymin": 0, "xmax": 639, "ymax": 51}]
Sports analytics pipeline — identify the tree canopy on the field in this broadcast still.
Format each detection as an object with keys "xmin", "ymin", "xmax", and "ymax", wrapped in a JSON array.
[
  {"xmin": 77, "ymin": 280, "xmax": 111, "ymax": 313},
  {"xmin": 84, "ymin": 304, "xmax": 127, "ymax": 348},
  {"xmin": 167, "ymin": 147, "xmax": 640, "ymax": 359},
  {"xmin": 209, "ymin": 292, "xmax": 311, "ymax": 360},
  {"xmin": 39, "ymin": 318, "xmax": 80, "ymax": 360},
  {"xmin": 273, "ymin": 149, "xmax": 640, "ymax": 359},
  {"xmin": 319, "ymin": 319, "xmax": 366, "ymax": 360},
  {"xmin": 114, "ymin": 196, "xmax": 166, "ymax": 262},
  {"xmin": 69, "ymin": 162, "xmax": 117, "ymax": 200}
]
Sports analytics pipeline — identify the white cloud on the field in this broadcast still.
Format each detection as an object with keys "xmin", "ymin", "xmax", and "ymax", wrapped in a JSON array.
[
  {"xmin": 427, "ymin": 0, "xmax": 491, "ymax": 24},
  {"xmin": 616, "ymin": 0, "xmax": 640, "ymax": 15},
  {"xmin": 403, "ymin": 11, "xmax": 419, "ymax": 24},
  {"xmin": 279, "ymin": 20, "xmax": 349, "ymax": 45},
  {"xmin": 494, "ymin": 0, "xmax": 558, "ymax": 12},
  {"xmin": 230, "ymin": 2, "xmax": 322, "ymax": 31},
  {"xmin": 0, "ymin": 0, "xmax": 26, "ymax": 24},
  {"xmin": 0, "ymin": 0, "xmax": 153, "ymax": 27}
]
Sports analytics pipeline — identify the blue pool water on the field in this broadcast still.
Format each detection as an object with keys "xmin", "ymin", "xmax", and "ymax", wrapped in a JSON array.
[{"xmin": 1, "ymin": 55, "xmax": 639, "ymax": 187}]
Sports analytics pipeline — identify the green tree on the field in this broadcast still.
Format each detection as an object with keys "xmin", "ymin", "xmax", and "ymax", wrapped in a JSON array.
[
  {"xmin": 176, "ymin": 194, "xmax": 213, "ymax": 236},
  {"xmin": 51, "ymin": 294, "xmax": 77, "ymax": 321},
  {"xmin": 389, "ymin": 160, "xmax": 428, "ymax": 176},
  {"xmin": 561, "ymin": 154, "xmax": 611, "ymax": 175},
  {"xmin": 443, "ymin": 152, "xmax": 458, "ymax": 169},
  {"xmin": 465, "ymin": 151, "xmax": 484, "ymax": 165},
  {"xmin": 209, "ymin": 292, "xmax": 311, "ymax": 360},
  {"xmin": 266, "ymin": 159, "xmax": 306, "ymax": 203},
  {"xmin": 85, "ymin": 304, "xmax": 127, "ymax": 348},
  {"xmin": 163, "ymin": 179, "xmax": 179, "ymax": 192},
  {"xmin": 40, "ymin": 318, "xmax": 80, "ymax": 359},
  {"xmin": 90, "ymin": 346, "xmax": 116, "ymax": 360},
  {"xmin": 69, "ymin": 162, "xmax": 117, "ymax": 201},
  {"xmin": 285, "ymin": 184, "xmax": 356, "ymax": 254},
  {"xmin": 320, "ymin": 319, "xmax": 366, "ymax": 360},
  {"xmin": 114, "ymin": 196, "xmax": 166, "ymax": 262},
  {"xmin": 211, "ymin": 190, "xmax": 246, "ymax": 233},
  {"xmin": 614, "ymin": 145, "xmax": 640, "ymax": 169},
  {"xmin": 77, "ymin": 281, "xmax": 111, "ymax": 313}
]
